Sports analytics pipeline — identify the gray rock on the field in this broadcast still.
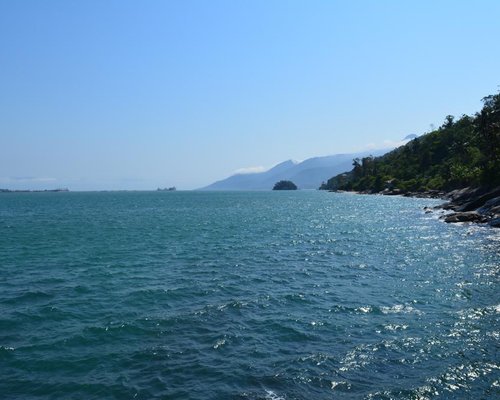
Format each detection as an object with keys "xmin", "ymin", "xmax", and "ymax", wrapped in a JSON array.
[
  {"xmin": 444, "ymin": 211, "xmax": 486, "ymax": 223},
  {"xmin": 456, "ymin": 188, "xmax": 500, "ymax": 212},
  {"xmin": 439, "ymin": 202, "xmax": 459, "ymax": 211},
  {"xmin": 384, "ymin": 189, "xmax": 403, "ymax": 196},
  {"xmin": 476, "ymin": 196, "xmax": 500, "ymax": 214}
]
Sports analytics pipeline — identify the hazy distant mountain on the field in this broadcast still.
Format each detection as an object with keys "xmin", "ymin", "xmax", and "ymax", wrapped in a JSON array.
[{"xmin": 200, "ymin": 149, "xmax": 389, "ymax": 190}]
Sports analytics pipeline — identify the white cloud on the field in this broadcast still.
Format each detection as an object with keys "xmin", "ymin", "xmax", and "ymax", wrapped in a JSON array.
[
  {"xmin": 233, "ymin": 166, "xmax": 268, "ymax": 175},
  {"xmin": 382, "ymin": 139, "xmax": 410, "ymax": 148},
  {"xmin": 363, "ymin": 138, "xmax": 411, "ymax": 151}
]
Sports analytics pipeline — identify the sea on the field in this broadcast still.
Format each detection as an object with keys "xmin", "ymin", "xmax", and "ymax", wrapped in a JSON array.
[{"xmin": 0, "ymin": 191, "xmax": 498, "ymax": 399}]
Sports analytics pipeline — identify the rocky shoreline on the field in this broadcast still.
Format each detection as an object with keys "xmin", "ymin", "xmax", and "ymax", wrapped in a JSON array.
[
  {"xmin": 333, "ymin": 186, "xmax": 500, "ymax": 228},
  {"xmin": 435, "ymin": 186, "xmax": 500, "ymax": 228},
  {"xmin": 405, "ymin": 186, "xmax": 500, "ymax": 228}
]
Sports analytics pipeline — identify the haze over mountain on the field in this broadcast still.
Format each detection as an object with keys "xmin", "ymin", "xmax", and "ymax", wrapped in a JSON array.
[{"xmin": 201, "ymin": 149, "xmax": 390, "ymax": 190}]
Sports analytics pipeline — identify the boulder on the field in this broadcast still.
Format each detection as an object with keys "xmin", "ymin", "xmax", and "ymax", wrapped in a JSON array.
[
  {"xmin": 385, "ymin": 189, "xmax": 403, "ymax": 196},
  {"xmin": 437, "ymin": 201, "xmax": 460, "ymax": 211},
  {"xmin": 456, "ymin": 187, "xmax": 500, "ymax": 212},
  {"xmin": 476, "ymin": 196, "xmax": 500, "ymax": 214},
  {"xmin": 444, "ymin": 211, "xmax": 486, "ymax": 224}
]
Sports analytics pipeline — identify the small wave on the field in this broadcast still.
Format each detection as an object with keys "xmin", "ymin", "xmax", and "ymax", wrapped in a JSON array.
[
  {"xmin": 330, "ymin": 380, "xmax": 351, "ymax": 390},
  {"xmin": 339, "ymin": 344, "xmax": 376, "ymax": 372},
  {"xmin": 283, "ymin": 293, "xmax": 307, "ymax": 303},
  {"xmin": 297, "ymin": 352, "xmax": 334, "ymax": 367},
  {"xmin": 1, "ymin": 290, "xmax": 54, "ymax": 305},
  {"xmin": 83, "ymin": 321, "xmax": 156, "ymax": 339},
  {"xmin": 380, "ymin": 304, "xmax": 422, "ymax": 315},
  {"xmin": 265, "ymin": 390, "xmax": 285, "ymax": 400},
  {"xmin": 366, "ymin": 385, "xmax": 438, "ymax": 399},
  {"xmin": 213, "ymin": 337, "xmax": 226, "ymax": 349},
  {"xmin": 193, "ymin": 299, "xmax": 250, "ymax": 317},
  {"xmin": 369, "ymin": 362, "xmax": 500, "ymax": 398},
  {"xmin": 0, "ymin": 345, "xmax": 15, "ymax": 359},
  {"xmin": 328, "ymin": 305, "xmax": 376, "ymax": 315},
  {"xmin": 426, "ymin": 362, "xmax": 499, "ymax": 393},
  {"xmin": 329, "ymin": 304, "xmax": 422, "ymax": 316},
  {"xmin": 456, "ymin": 304, "xmax": 500, "ymax": 320},
  {"xmin": 384, "ymin": 324, "xmax": 408, "ymax": 331}
]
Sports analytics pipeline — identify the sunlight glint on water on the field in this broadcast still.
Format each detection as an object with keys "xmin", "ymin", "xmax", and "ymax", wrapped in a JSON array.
[{"xmin": 0, "ymin": 191, "xmax": 498, "ymax": 399}]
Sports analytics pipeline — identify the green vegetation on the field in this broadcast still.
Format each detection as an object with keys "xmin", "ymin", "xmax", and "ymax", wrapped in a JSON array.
[
  {"xmin": 320, "ymin": 92, "xmax": 500, "ymax": 193},
  {"xmin": 273, "ymin": 180, "xmax": 298, "ymax": 190}
]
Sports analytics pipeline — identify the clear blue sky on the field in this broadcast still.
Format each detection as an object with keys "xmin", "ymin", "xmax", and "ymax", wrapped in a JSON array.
[{"xmin": 1, "ymin": 0, "xmax": 499, "ymax": 190}]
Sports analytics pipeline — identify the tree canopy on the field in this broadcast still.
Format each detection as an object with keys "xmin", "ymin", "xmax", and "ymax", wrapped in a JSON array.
[{"xmin": 320, "ymin": 92, "xmax": 500, "ymax": 193}]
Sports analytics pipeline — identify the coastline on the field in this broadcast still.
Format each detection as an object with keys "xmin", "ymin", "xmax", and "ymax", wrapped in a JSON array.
[
  {"xmin": 330, "ymin": 186, "xmax": 500, "ymax": 228},
  {"xmin": 437, "ymin": 186, "xmax": 500, "ymax": 228}
]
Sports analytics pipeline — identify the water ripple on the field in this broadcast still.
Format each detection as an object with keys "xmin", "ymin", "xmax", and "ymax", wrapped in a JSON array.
[{"xmin": 0, "ymin": 191, "xmax": 498, "ymax": 399}]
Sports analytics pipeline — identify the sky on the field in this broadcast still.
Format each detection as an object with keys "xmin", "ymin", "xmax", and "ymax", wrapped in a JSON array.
[{"xmin": 1, "ymin": 0, "xmax": 499, "ymax": 190}]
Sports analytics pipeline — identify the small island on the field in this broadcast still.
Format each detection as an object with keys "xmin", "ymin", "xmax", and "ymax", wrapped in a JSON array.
[{"xmin": 273, "ymin": 180, "xmax": 298, "ymax": 190}]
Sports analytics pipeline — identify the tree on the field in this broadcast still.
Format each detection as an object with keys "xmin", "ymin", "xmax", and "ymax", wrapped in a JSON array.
[
  {"xmin": 273, "ymin": 180, "xmax": 298, "ymax": 190},
  {"xmin": 442, "ymin": 115, "xmax": 455, "ymax": 129},
  {"xmin": 475, "ymin": 93, "xmax": 500, "ymax": 185},
  {"xmin": 319, "ymin": 91, "xmax": 500, "ymax": 192},
  {"xmin": 352, "ymin": 158, "xmax": 362, "ymax": 179}
]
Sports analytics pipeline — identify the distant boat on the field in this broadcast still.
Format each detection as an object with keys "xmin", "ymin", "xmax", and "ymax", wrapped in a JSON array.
[{"xmin": 157, "ymin": 187, "xmax": 176, "ymax": 191}]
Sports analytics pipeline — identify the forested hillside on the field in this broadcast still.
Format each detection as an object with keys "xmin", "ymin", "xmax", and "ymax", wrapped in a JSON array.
[{"xmin": 320, "ymin": 93, "xmax": 500, "ymax": 192}]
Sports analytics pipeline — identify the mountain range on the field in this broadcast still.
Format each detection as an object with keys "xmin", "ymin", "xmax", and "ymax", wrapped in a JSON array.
[{"xmin": 200, "ymin": 148, "xmax": 390, "ymax": 190}]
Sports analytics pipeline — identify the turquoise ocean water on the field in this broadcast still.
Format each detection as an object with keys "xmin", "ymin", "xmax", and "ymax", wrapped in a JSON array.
[{"xmin": 0, "ymin": 191, "xmax": 498, "ymax": 399}]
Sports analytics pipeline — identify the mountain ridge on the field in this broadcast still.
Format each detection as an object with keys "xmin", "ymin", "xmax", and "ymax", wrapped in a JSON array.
[{"xmin": 200, "ymin": 149, "xmax": 390, "ymax": 191}]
